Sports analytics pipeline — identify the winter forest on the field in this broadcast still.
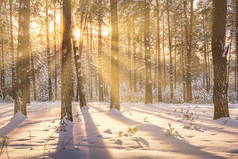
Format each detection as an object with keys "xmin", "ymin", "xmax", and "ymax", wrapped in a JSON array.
[{"xmin": 0, "ymin": 0, "xmax": 238, "ymax": 158}]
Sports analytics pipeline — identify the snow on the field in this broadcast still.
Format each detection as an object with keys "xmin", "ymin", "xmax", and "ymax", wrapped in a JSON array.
[{"xmin": 0, "ymin": 102, "xmax": 238, "ymax": 159}]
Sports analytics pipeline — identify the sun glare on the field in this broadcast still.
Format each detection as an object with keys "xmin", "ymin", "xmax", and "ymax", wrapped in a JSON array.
[
  {"xmin": 74, "ymin": 28, "xmax": 81, "ymax": 40},
  {"xmin": 102, "ymin": 28, "xmax": 109, "ymax": 37},
  {"xmin": 56, "ymin": 13, "xmax": 61, "ymax": 24}
]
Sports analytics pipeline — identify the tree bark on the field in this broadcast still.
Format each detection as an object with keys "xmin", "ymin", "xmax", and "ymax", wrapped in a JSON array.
[
  {"xmin": 46, "ymin": 0, "xmax": 52, "ymax": 101},
  {"xmin": 17, "ymin": 0, "xmax": 31, "ymax": 115},
  {"xmin": 212, "ymin": 0, "xmax": 229, "ymax": 120},
  {"xmin": 61, "ymin": 0, "xmax": 73, "ymax": 121},
  {"xmin": 167, "ymin": 0, "xmax": 173, "ymax": 100},
  {"xmin": 156, "ymin": 0, "xmax": 162, "ymax": 102},
  {"xmin": 98, "ymin": 0, "xmax": 104, "ymax": 102},
  {"xmin": 110, "ymin": 0, "xmax": 120, "ymax": 110},
  {"xmin": 144, "ymin": 0, "xmax": 152, "ymax": 104}
]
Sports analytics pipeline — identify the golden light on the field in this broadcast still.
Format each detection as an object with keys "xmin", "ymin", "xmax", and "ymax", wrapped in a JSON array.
[
  {"xmin": 102, "ymin": 28, "xmax": 109, "ymax": 37},
  {"xmin": 74, "ymin": 28, "xmax": 81, "ymax": 40},
  {"xmin": 56, "ymin": 13, "xmax": 61, "ymax": 24}
]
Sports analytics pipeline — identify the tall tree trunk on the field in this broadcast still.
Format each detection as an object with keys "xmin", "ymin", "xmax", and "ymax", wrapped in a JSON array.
[
  {"xmin": 156, "ymin": 0, "xmax": 162, "ymax": 102},
  {"xmin": 73, "ymin": 11, "xmax": 87, "ymax": 107},
  {"xmin": 89, "ymin": 19, "xmax": 93, "ymax": 100},
  {"xmin": 212, "ymin": 0, "xmax": 229, "ymax": 119},
  {"xmin": 144, "ymin": 0, "xmax": 152, "ymax": 104},
  {"xmin": 183, "ymin": 0, "xmax": 188, "ymax": 102},
  {"xmin": 17, "ymin": 0, "xmax": 31, "ymax": 115},
  {"xmin": 162, "ymin": 14, "xmax": 166, "ymax": 90},
  {"xmin": 31, "ymin": 51, "xmax": 37, "ymax": 100},
  {"xmin": 61, "ymin": 0, "xmax": 73, "ymax": 121},
  {"xmin": 98, "ymin": 0, "xmax": 104, "ymax": 102},
  {"xmin": 127, "ymin": 27, "xmax": 132, "ymax": 95},
  {"xmin": 235, "ymin": 0, "xmax": 238, "ymax": 101},
  {"xmin": 167, "ymin": 0, "xmax": 173, "ymax": 100},
  {"xmin": 46, "ymin": 0, "xmax": 52, "ymax": 101},
  {"xmin": 174, "ymin": 37, "xmax": 177, "ymax": 89},
  {"xmin": 132, "ymin": 17, "xmax": 137, "ymax": 92},
  {"xmin": 9, "ymin": 0, "xmax": 18, "ymax": 113},
  {"xmin": 0, "ymin": 23, "xmax": 5, "ymax": 100},
  {"xmin": 54, "ymin": 0, "xmax": 58, "ymax": 100},
  {"xmin": 110, "ymin": 0, "xmax": 120, "ymax": 110},
  {"xmin": 203, "ymin": 13, "xmax": 209, "ymax": 92},
  {"xmin": 186, "ymin": 0, "xmax": 194, "ymax": 102}
]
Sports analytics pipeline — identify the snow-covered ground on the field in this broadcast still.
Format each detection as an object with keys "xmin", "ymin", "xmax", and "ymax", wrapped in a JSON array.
[{"xmin": 0, "ymin": 102, "xmax": 238, "ymax": 159}]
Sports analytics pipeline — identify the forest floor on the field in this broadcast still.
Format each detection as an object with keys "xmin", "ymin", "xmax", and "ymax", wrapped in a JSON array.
[{"xmin": 0, "ymin": 102, "xmax": 238, "ymax": 159}]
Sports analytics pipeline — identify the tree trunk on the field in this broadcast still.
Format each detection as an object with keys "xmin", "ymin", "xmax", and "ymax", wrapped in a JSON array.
[
  {"xmin": 98, "ymin": 0, "xmax": 104, "ymax": 102},
  {"xmin": 156, "ymin": 0, "xmax": 162, "ymax": 102},
  {"xmin": 0, "ymin": 23, "xmax": 5, "ymax": 100},
  {"xmin": 54, "ymin": 0, "xmax": 58, "ymax": 100},
  {"xmin": 162, "ymin": 13, "xmax": 167, "ymax": 90},
  {"xmin": 61, "ymin": 0, "xmax": 73, "ymax": 121},
  {"xmin": 167, "ymin": 0, "xmax": 173, "ymax": 100},
  {"xmin": 110, "ymin": 0, "xmax": 120, "ymax": 110},
  {"xmin": 132, "ymin": 17, "xmax": 137, "ymax": 92},
  {"xmin": 212, "ymin": 0, "xmax": 229, "ymax": 120},
  {"xmin": 46, "ymin": 0, "xmax": 52, "ymax": 101},
  {"xmin": 144, "ymin": 0, "xmax": 152, "ymax": 104},
  {"xmin": 31, "ymin": 51, "xmax": 37, "ymax": 101},
  {"xmin": 89, "ymin": 19, "xmax": 93, "ymax": 100},
  {"xmin": 235, "ymin": 0, "xmax": 238, "ymax": 101},
  {"xmin": 186, "ymin": 0, "xmax": 194, "ymax": 102},
  {"xmin": 17, "ymin": 0, "xmax": 31, "ymax": 115},
  {"xmin": 127, "ymin": 27, "xmax": 132, "ymax": 95},
  {"xmin": 9, "ymin": 0, "xmax": 18, "ymax": 114}
]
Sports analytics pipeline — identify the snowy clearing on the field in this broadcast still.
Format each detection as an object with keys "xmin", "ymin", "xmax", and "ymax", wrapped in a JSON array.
[{"xmin": 0, "ymin": 102, "xmax": 238, "ymax": 159}]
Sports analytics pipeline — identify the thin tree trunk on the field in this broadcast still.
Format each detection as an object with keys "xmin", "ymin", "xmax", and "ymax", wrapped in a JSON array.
[
  {"xmin": 167, "ymin": 0, "xmax": 173, "ymax": 100},
  {"xmin": 98, "ymin": 0, "xmax": 104, "ymax": 102},
  {"xmin": 162, "ymin": 14, "xmax": 166, "ymax": 90},
  {"xmin": 156, "ymin": 0, "xmax": 162, "ymax": 102},
  {"xmin": 46, "ymin": 0, "xmax": 52, "ymax": 101},
  {"xmin": 31, "ymin": 51, "xmax": 37, "ymax": 100},
  {"xmin": 9, "ymin": 0, "xmax": 18, "ymax": 114},
  {"xmin": 127, "ymin": 27, "xmax": 132, "ymax": 94},
  {"xmin": 54, "ymin": 0, "xmax": 58, "ymax": 100},
  {"xmin": 0, "ymin": 23, "xmax": 5, "ymax": 100},
  {"xmin": 186, "ymin": 0, "xmax": 194, "ymax": 102},
  {"xmin": 132, "ymin": 17, "xmax": 137, "ymax": 92},
  {"xmin": 89, "ymin": 19, "xmax": 93, "ymax": 100},
  {"xmin": 144, "ymin": 0, "xmax": 152, "ymax": 104}
]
